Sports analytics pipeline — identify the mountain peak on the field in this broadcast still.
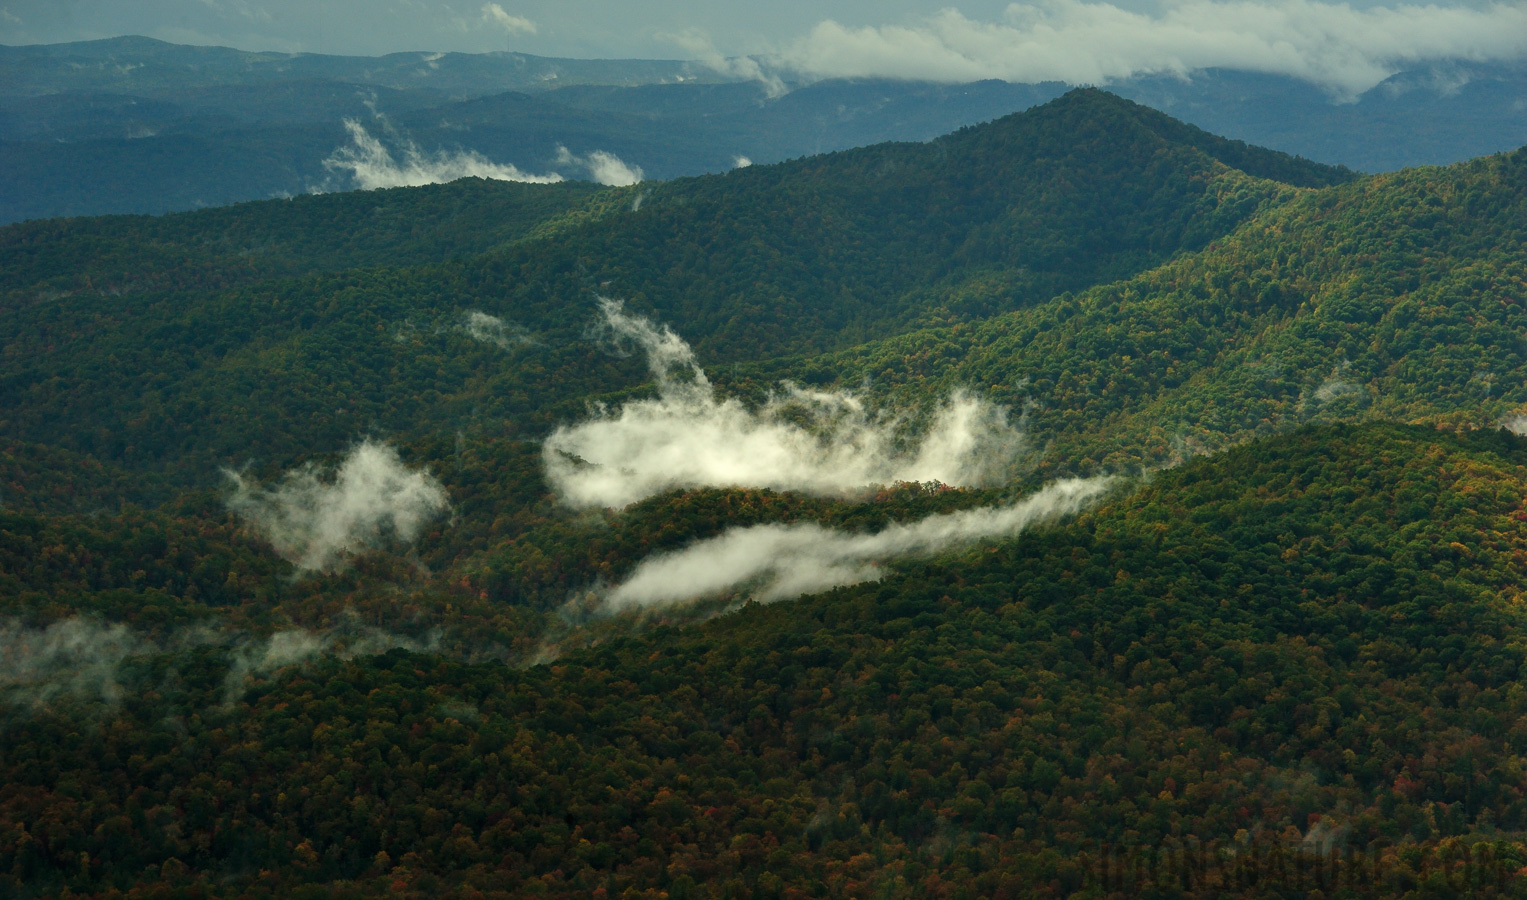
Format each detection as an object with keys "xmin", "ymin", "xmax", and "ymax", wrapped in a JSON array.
[{"xmin": 948, "ymin": 86, "xmax": 1357, "ymax": 188}]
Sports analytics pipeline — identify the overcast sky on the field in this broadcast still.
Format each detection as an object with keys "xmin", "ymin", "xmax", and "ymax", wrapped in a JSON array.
[
  {"xmin": 4, "ymin": 1, "xmax": 1526, "ymax": 98},
  {"xmin": 5, "ymin": 0, "xmax": 996, "ymax": 57}
]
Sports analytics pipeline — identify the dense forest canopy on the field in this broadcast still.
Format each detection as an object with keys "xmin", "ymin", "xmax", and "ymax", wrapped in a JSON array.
[{"xmin": 3, "ymin": 89, "xmax": 1527, "ymax": 898}]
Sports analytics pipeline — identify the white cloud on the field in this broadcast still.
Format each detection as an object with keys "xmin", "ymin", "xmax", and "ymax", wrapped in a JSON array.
[
  {"xmin": 554, "ymin": 145, "xmax": 645, "ymax": 186},
  {"xmin": 733, "ymin": 155, "xmax": 754, "ymax": 169},
  {"xmin": 721, "ymin": 1, "xmax": 1527, "ymax": 101},
  {"xmin": 325, "ymin": 119, "xmax": 563, "ymax": 190},
  {"xmin": 482, "ymin": 3, "xmax": 536, "ymax": 36},
  {"xmin": 544, "ymin": 299, "xmax": 1027, "ymax": 509},
  {"xmin": 664, "ymin": 27, "xmax": 788, "ymax": 97},
  {"xmin": 601, "ymin": 475, "xmax": 1114, "ymax": 612},
  {"xmin": 227, "ymin": 441, "xmax": 450, "ymax": 573}
]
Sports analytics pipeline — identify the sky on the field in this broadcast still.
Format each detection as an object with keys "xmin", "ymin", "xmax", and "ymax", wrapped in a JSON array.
[
  {"xmin": 5, "ymin": 0, "xmax": 1014, "ymax": 58},
  {"xmin": 3, "ymin": 1, "xmax": 1527, "ymax": 98}
]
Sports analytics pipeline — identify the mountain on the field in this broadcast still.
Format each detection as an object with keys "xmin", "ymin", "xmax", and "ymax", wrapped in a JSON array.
[
  {"xmin": 5, "ymin": 89, "xmax": 1527, "ymax": 897},
  {"xmin": 791, "ymin": 139, "xmax": 1527, "ymax": 481},
  {"xmin": 2, "ymin": 37, "xmax": 1525, "ymax": 223},
  {"xmin": 0, "ymin": 90, "xmax": 1350, "ymax": 485}
]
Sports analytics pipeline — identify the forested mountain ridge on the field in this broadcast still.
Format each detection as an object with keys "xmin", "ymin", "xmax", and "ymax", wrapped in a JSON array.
[
  {"xmin": 763, "ymin": 143, "xmax": 1527, "ymax": 480},
  {"xmin": 0, "ymin": 178, "xmax": 608, "ymax": 297},
  {"xmin": 4, "ymin": 88, "xmax": 1347, "ymax": 308},
  {"xmin": 6, "ymin": 89, "xmax": 1527, "ymax": 898},
  {"xmin": 374, "ymin": 87, "xmax": 1345, "ymax": 358},
  {"xmin": 0, "ymin": 90, "xmax": 1342, "ymax": 486}
]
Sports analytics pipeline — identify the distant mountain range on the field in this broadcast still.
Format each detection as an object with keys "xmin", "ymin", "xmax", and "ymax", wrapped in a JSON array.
[{"xmin": 1, "ymin": 36, "xmax": 1524, "ymax": 223}]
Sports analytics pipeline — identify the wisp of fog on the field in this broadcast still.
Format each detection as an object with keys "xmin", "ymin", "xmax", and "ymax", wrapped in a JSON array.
[
  {"xmin": 601, "ymin": 475, "xmax": 1114, "ymax": 612},
  {"xmin": 0, "ymin": 616, "xmax": 439, "ymax": 714},
  {"xmin": 461, "ymin": 310, "xmax": 532, "ymax": 349},
  {"xmin": 223, "ymin": 625, "xmax": 436, "ymax": 703},
  {"xmin": 0, "ymin": 618, "xmax": 149, "ymax": 708},
  {"xmin": 227, "ymin": 441, "xmax": 449, "ymax": 572},
  {"xmin": 325, "ymin": 119, "xmax": 564, "ymax": 189},
  {"xmin": 324, "ymin": 121, "xmax": 647, "ymax": 189},
  {"xmin": 544, "ymin": 299, "xmax": 1026, "ymax": 508}
]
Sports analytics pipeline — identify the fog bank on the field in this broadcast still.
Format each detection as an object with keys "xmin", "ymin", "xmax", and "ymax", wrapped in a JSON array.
[{"xmin": 762, "ymin": 1, "xmax": 1527, "ymax": 101}]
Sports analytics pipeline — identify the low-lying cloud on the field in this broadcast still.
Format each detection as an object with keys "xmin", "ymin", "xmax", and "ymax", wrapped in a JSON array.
[
  {"xmin": 227, "ymin": 441, "xmax": 449, "ymax": 572},
  {"xmin": 554, "ymin": 145, "xmax": 645, "ymax": 186},
  {"xmin": 0, "ymin": 618, "xmax": 150, "ymax": 708},
  {"xmin": 544, "ymin": 299, "xmax": 1026, "ymax": 509},
  {"xmin": 325, "ymin": 119, "xmax": 564, "ymax": 190},
  {"xmin": 600, "ymin": 475, "xmax": 1114, "ymax": 612},
  {"xmin": 0, "ymin": 616, "xmax": 439, "ymax": 714},
  {"xmin": 702, "ymin": 0, "xmax": 1527, "ymax": 101}
]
